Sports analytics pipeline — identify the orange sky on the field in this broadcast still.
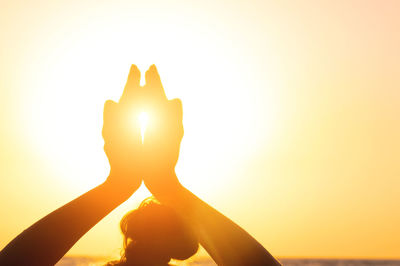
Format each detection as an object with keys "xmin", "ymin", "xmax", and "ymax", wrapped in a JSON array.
[{"xmin": 0, "ymin": 0, "xmax": 399, "ymax": 259}]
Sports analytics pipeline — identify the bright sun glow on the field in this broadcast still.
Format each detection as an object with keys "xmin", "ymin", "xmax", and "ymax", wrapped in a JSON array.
[{"xmin": 138, "ymin": 112, "xmax": 149, "ymax": 143}]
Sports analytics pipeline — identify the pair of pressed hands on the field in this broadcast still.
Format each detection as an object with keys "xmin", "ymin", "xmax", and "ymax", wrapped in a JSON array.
[{"xmin": 103, "ymin": 64, "xmax": 182, "ymax": 199}]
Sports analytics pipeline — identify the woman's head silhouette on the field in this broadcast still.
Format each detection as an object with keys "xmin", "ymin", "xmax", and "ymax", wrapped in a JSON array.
[{"xmin": 107, "ymin": 198, "xmax": 198, "ymax": 265}]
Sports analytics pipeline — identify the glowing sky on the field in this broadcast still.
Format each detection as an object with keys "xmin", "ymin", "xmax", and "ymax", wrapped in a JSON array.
[{"xmin": 0, "ymin": 0, "xmax": 399, "ymax": 259}]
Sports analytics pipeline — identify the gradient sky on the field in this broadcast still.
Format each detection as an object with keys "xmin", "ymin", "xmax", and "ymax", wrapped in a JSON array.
[{"xmin": 1, "ymin": 0, "xmax": 399, "ymax": 259}]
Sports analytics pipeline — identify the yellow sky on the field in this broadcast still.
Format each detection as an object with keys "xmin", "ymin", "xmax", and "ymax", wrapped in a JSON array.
[{"xmin": 1, "ymin": 0, "xmax": 399, "ymax": 259}]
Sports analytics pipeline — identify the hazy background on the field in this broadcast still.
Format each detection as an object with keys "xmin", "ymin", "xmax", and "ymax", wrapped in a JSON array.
[{"xmin": 1, "ymin": 0, "xmax": 399, "ymax": 259}]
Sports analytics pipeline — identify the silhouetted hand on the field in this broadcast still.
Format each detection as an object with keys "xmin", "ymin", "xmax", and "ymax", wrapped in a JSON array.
[
  {"xmin": 102, "ymin": 65, "xmax": 144, "ymax": 193},
  {"xmin": 141, "ymin": 65, "xmax": 184, "ymax": 199},
  {"xmin": 138, "ymin": 67, "xmax": 281, "ymax": 265}
]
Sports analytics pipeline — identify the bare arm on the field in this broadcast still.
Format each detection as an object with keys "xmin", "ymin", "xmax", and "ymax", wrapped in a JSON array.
[
  {"xmin": 142, "ymin": 65, "xmax": 281, "ymax": 265},
  {"xmin": 0, "ymin": 180, "xmax": 134, "ymax": 266},
  {"xmin": 0, "ymin": 65, "xmax": 145, "ymax": 266},
  {"xmin": 158, "ymin": 175, "xmax": 280, "ymax": 266}
]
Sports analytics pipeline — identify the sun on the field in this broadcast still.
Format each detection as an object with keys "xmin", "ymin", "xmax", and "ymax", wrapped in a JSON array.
[{"xmin": 138, "ymin": 111, "xmax": 149, "ymax": 143}]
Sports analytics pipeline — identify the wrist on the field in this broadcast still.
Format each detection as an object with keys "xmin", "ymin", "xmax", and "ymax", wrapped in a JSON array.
[
  {"xmin": 103, "ymin": 174, "xmax": 137, "ymax": 200},
  {"xmin": 155, "ymin": 172, "xmax": 186, "ymax": 202}
]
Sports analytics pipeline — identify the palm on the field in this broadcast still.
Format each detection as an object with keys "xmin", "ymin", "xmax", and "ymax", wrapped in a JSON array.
[
  {"xmin": 102, "ymin": 65, "xmax": 144, "ymax": 191},
  {"xmin": 139, "ymin": 66, "xmax": 184, "ymax": 198}
]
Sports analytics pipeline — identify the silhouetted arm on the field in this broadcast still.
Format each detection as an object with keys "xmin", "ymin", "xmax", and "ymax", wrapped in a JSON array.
[
  {"xmin": 158, "ymin": 177, "xmax": 281, "ymax": 266},
  {"xmin": 0, "ymin": 65, "xmax": 145, "ymax": 266},
  {"xmin": 0, "ymin": 180, "xmax": 135, "ymax": 266},
  {"xmin": 141, "ymin": 65, "xmax": 281, "ymax": 265}
]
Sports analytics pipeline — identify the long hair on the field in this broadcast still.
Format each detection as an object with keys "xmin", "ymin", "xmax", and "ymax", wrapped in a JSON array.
[{"xmin": 107, "ymin": 198, "xmax": 198, "ymax": 265}]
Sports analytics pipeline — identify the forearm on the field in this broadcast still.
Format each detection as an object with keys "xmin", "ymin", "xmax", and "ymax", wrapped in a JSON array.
[
  {"xmin": 0, "ymin": 178, "xmax": 133, "ymax": 266},
  {"xmin": 158, "ymin": 174, "xmax": 280, "ymax": 266}
]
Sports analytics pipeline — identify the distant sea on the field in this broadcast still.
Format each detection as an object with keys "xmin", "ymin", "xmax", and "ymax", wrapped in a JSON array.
[{"xmin": 57, "ymin": 257, "xmax": 400, "ymax": 266}]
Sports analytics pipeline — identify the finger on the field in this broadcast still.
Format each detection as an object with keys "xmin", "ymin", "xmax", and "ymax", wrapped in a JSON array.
[
  {"xmin": 169, "ymin": 98, "xmax": 183, "ymax": 121},
  {"xmin": 145, "ymin": 65, "xmax": 167, "ymax": 100},
  {"xmin": 169, "ymin": 98, "xmax": 184, "ymax": 137},
  {"xmin": 120, "ymin": 64, "xmax": 141, "ymax": 103},
  {"xmin": 102, "ymin": 100, "xmax": 118, "ymax": 138},
  {"xmin": 103, "ymin": 100, "xmax": 118, "ymax": 123}
]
